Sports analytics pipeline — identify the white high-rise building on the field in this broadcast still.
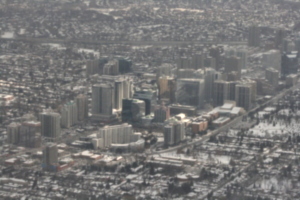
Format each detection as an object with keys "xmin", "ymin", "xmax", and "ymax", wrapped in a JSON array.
[
  {"xmin": 61, "ymin": 101, "xmax": 78, "ymax": 128},
  {"xmin": 97, "ymin": 123, "xmax": 135, "ymax": 148},
  {"xmin": 163, "ymin": 120, "xmax": 185, "ymax": 146}
]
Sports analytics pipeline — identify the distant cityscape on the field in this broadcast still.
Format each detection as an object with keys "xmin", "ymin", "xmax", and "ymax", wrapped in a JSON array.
[{"xmin": 1, "ymin": 0, "xmax": 300, "ymax": 199}]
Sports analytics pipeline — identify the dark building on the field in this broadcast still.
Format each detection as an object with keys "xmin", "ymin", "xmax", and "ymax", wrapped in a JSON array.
[
  {"xmin": 121, "ymin": 99, "xmax": 145, "ymax": 122},
  {"xmin": 133, "ymin": 90, "xmax": 156, "ymax": 115},
  {"xmin": 248, "ymin": 25, "xmax": 260, "ymax": 47},
  {"xmin": 118, "ymin": 57, "xmax": 132, "ymax": 74},
  {"xmin": 281, "ymin": 52, "xmax": 299, "ymax": 76}
]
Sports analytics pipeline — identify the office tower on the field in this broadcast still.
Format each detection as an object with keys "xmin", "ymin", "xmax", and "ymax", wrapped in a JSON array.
[
  {"xmin": 157, "ymin": 76, "xmax": 176, "ymax": 103},
  {"xmin": 42, "ymin": 143, "xmax": 58, "ymax": 171},
  {"xmin": 177, "ymin": 69, "xmax": 195, "ymax": 79},
  {"xmin": 228, "ymin": 81, "xmax": 237, "ymax": 101},
  {"xmin": 281, "ymin": 52, "xmax": 299, "ymax": 76},
  {"xmin": 248, "ymin": 25, "xmax": 260, "ymax": 47},
  {"xmin": 121, "ymin": 99, "xmax": 133, "ymax": 122},
  {"xmin": 131, "ymin": 99, "xmax": 145, "ymax": 122},
  {"xmin": 235, "ymin": 84, "xmax": 252, "ymax": 110},
  {"xmin": 114, "ymin": 78, "xmax": 133, "ymax": 110},
  {"xmin": 114, "ymin": 80, "xmax": 124, "ymax": 110},
  {"xmin": 76, "ymin": 94, "xmax": 88, "ymax": 121},
  {"xmin": 40, "ymin": 112, "xmax": 61, "ymax": 140},
  {"xmin": 283, "ymin": 39, "xmax": 296, "ymax": 52},
  {"xmin": 204, "ymin": 56, "xmax": 216, "ymax": 69},
  {"xmin": 176, "ymin": 79, "xmax": 205, "ymax": 108},
  {"xmin": 204, "ymin": 68, "xmax": 217, "ymax": 103},
  {"xmin": 275, "ymin": 28, "xmax": 286, "ymax": 50},
  {"xmin": 153, "ymin": 104, "xmax": 170, "ymax": 123},
  {"xmin": 7, "ymin": 122, "xmax": 21, "ymax": 145},
  {"xmin": 262, "ymin": 50, "xmax": 281, "ymax": 71},
  {"xmin": 133, "ymin": 90, "xmax": 156, "ymax": 115},
  {"xmin": 191, "ymin": 53, "xmax": 204, "ymax": 69},
  {"xmin": 163, "ymin": 120, "xmax": 185, "ymax": 146},
  {"xmin": 97, "ymin": 76, "xmax": 133, "ymax": 110},
  {"xmin": 20, "ymin": 121, "xmax": 41, "ymax": 148},
  {"xmin": 123, "ymin": 79, "xmax": 133, "ymax": 99},
  {"xmin": 156, "ymin": 63, "xmax": 173, "ymax": 78},
  {"xmin": 214, "ymin": 80, "xmax": 229, "ymax": 106},
  {"xmin": 92, "ymin": 84, "xmax": 114, "ymax": 117},
  {"xmin": 265, "ymin": 68, "xmax": 279, "ymax": 87},
  {"xmin": 224, "ymin": 56, "xmax": 242, "ymax": 79},
  {"xmin": 97, "ymin": 123, "xmax": 134, "ymax": 148},
  {"xmin": 163, "ymin": 125, "xmax": 174, "ymax": 146},
  {"xmin": 177, "ymin": 57, "xmax": 191, "ymax": 69},
  {"xmin": 118, "ymin": 57, "xmax": 132, "ymax": 74},
  {"xmin": 86, "ymin": 59, "xmax": 100, "ymax": 77},
  {"xmin": 225, "ymin": 47, "xmax": 248, "ymax": 69},
  {"xmin": 209, "ymin": 46, "xmax": 222, "ymax": 70},
  {"xmin": 61, "ymin": 101, "xmax": 78, "ymax": 128},
  {"xmin": 173, "ymin": 121, "xmax": 185, "ymax": 144},
  {"xmin": 103, "ymin": 60, "xmax": 119, "ymax": 75},
  {"xmin": 121, "ymin": 99, "xmax": 145, "ymax": 122}
]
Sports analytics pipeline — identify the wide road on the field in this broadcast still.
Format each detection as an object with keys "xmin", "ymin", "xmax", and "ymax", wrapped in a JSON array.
[{"xmin": 0, "ymin": 37, "xmax": 247, "ymax": 46}]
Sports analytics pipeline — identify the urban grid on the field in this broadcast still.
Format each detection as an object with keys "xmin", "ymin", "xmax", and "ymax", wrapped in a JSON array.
[{"xmin": 1, "ymin": 0, "xmax": 300, "ymax": 199}]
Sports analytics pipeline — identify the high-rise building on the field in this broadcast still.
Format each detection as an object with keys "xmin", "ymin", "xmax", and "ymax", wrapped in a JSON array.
[
  {"xmin": 213, "ymin": 80, "xmax": 229, "ymax": 106},
  {"xmin": 204, "ymin": 68, "xmax": 217, "ymax": 103},
  {"xmin": 86, "ymin": 59, "xmax": 100, "ymax": 77},
  {"xmin": 103, "ymin": 60, "xmax": 119, "ymax": 75},
  {"xmin": 224, "ymin": 56, "xmax": 242, "ymax": 79},
  {"xmin": 97, "ymin": 123, "xmax": 135, "ymax": 148},
  {"xmin": 265, "ymin": 68, "xmax": 279, "ymax": 87},
  {"xmin": 96, "ymin": 76, "xmax": 133, "ymax": 110},
  {"xmin": 228, "ymin": 81, "xmax": 237, "ymax": 101},
  {"xmin": 176, "ymin": 79, "xmax": 205, "ymax": 108},
  {"xmin": 262, "ymin": 50, "xmax": 281, "ymax": 72},
  {"xmin": 92, "ymin": 84, "xmax": 114, "ymax": 118},
  {"xmin": 76, "ymin": 94, "xmax": 88, "ymax": 121},
  {"xmin": 61, "ymin": 101, "xmax": 78, "ymax": 128},
  {"xmin": 114, "ymin": 80, "xmax": 124, "ymax": 110},
  {"xmin": 235, "ymin": 84, "xmax": 252, "ymax": 110},
  {"xmin": 157, "ymin": 76, "xmax": 176, "ymax": 103},
  {"xmin": 225, "ymin": 47, "xmax": 248, "ymax": 69},
  {"xmin": 121, "ymin": 99, "xmax": 145, "ymax": 122},
  {"xmin": 281, "ymin": 52, "xmax": 299, "ymax": 76},
  {"xmin": 40, "ymin": 112, "xmax": 61, "ymax": 140},
  {"xmin": 177, "ymin": 57, "xmax": 191, "ymax": 69},
  {"xmin": 163, "ymin": 125, "xmax": 174, "ymax": 146},
  {"xmin": 204, "ymin": 56, "xmax": 216, "ymax": 69},
  {"xmin": 209, "ymin": 46, "xmax": 223, "ymax": 70},
  {"xmin": 275, "ymin": 28, "xmax": 286, "ymax": 50},
  {"xmin": 191, "ymin": 53, "xmax": 204, "ymax": 69},
  {"xmin": 156, "ymin": 63, "xmax": 173, "ymax": 78},
  {"xmin": 163, "ymin": 120, "xmax": 185, "ymax": 146},
  {"xmin": 20, "ymin": 121, "xmax": 41, "ymax": 148},
  {"xmin": 42, "ymin": 143, "xmax": 58, "ymax": 171},
  {"xmin": 248, "ymin": 25, "xmax": 260, "ymax": 47},
  {"xmin": 133, "ymin": 90, "xmax": 156, "ymax": 115},
  {"xmin": 153, "ymin": 104, "xmax": 170, "ymax": 123},
  {"xmin": 7, "ymin": 122, "xmax": 21, "ymax": 145}
]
